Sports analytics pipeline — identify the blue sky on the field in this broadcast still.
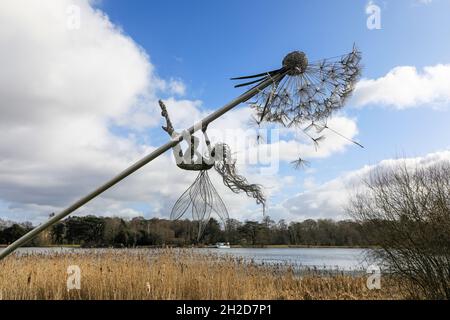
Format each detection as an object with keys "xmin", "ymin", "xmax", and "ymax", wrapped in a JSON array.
[{"xmin": 1, "ymin": 0, "xmax": 450, "ymax": 224}]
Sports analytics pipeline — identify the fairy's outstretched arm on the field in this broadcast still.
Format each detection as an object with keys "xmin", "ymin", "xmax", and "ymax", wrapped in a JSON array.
[
  {"xmin": 159, "ymin": 100, "xmax": 214, "ymax": 170},
  {"xmin": 202, "ymin": 124, "xmax": 214, "ymax": 157},
  {"xmin": 159, "ymin": 100, "xmax": 184, "ymax": 164}
]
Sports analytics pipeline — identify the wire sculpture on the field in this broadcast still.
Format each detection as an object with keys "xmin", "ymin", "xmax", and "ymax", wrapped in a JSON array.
[
  {"xmin": 159, "ymin": 100, "xmax": 265, "ymax": 240},
  {"xmin": 232, "ymin": 46, "xmax": 363, "ymax": 164},
  {"xmin": 160, "ymin": 46, "xmax": 362, "ymax": 240}
]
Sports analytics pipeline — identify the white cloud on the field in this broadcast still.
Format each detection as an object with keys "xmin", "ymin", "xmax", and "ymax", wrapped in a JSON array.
[
  {"xmin": 167, "ymin": 79, "xmax": 186, "ymax": 96},
  {"xmin": 280, "ymin": 150, "xmax": 450, "ymax": 221},
  {"xmin": 0, "ymin": 0, "xmax": 183, "ymax": 223},
  {"xmin": 352, "ymin": 64, "xmax": 450, "ymax": 109}
]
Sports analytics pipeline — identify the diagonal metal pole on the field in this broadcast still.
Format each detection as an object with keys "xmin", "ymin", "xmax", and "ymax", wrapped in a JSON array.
[{"xmin": 0, "ymin": 70, "xmax": 286, "ymax": 261}]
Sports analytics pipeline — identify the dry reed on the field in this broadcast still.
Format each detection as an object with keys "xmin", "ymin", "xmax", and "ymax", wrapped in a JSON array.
[{"xmin": 0, "ymin": 249, "xmax": 404, "ymax": 300}]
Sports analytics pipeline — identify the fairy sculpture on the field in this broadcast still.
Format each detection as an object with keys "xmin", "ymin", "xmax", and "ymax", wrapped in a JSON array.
[{"xmin": 159, "ymin": 100, "xmax": 265, "ymax": 240}]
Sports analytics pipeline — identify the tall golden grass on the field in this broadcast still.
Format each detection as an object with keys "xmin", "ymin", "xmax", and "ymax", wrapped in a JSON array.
[{"xmin": 0, "ymin": 249, "xmax": 404, "ymax": 300}]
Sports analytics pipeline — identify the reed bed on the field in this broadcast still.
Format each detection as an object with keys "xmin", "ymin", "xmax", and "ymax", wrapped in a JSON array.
[{"xmin": 0, "ymin": 249, "xmax": 404, "ymax": 300}]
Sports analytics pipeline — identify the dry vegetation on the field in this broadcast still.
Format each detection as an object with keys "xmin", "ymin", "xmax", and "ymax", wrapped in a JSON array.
[{"xmin": 0, "ymin": 249, "xmax": 405, "ymax": 300}]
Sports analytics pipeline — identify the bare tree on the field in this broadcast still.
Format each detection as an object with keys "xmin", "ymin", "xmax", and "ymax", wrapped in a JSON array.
[{"xmin": 348, "ymin": 161, "xmax": 450, "ymax": 299}]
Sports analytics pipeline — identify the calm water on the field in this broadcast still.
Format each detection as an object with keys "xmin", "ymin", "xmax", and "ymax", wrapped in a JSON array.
[
  {"xmin": 200, "ymin": 248, "xmax": 369, "ymax": 271},
  {"xmin": 2, "ymin": 247, "xmax": 369, "ymax": 271}
]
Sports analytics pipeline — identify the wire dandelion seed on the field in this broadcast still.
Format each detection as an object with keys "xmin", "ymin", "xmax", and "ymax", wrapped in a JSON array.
[
  {"xmin": 159, "ymin": 100, "xmax": 265, "ymax": 240},
  {"xmin": 291, "ymin": 158, "xmax": 310, "ymax": 170},
  {"xmin": 232, "ymin": 46, "xmax": 363, "ymax": 166}
]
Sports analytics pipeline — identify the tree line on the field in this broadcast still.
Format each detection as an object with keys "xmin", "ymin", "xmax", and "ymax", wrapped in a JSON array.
[{"xmin": 0, "ymin": 215, "xmax": 373, "ymax": 247}]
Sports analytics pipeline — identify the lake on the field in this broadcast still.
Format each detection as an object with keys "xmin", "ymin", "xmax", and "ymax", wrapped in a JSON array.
[
  {"xmin": 199, "ymin": 248, "xmax": 369, "ymax": 271},
  {"xmin": 2, "ymin": 247, "xmax": 370, "ymax": 272}
]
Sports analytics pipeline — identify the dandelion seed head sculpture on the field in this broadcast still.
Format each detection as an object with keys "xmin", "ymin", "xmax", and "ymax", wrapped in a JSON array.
[
  {"xmin": 232, "ymin": 46, "xmax": 363, "ymax": 166},
  {"xmin": 234, "ymin": 46, "xmax": 361, "ymax": 127},
  {"xmin": 282, "ymin": 51, "xmax": 308, "ymax": 75}
]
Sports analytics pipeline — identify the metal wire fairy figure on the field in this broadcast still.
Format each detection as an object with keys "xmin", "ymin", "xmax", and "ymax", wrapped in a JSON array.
[
  {"xmin": 232, "ymin": 45, "xmax": 363, "ymax": 168},
  {"xmin": 159, "ymin": 100, "xmax": 265, "ymax": 240}
]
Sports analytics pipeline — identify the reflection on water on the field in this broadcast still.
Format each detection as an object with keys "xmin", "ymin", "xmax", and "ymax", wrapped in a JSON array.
[
  {"xmin": 199, "ymin": 248, "xmax": 369, "ymax": 272},
  {"xmin": 1, "ymin": 247, "xmax": 369, "ymax": 272}
]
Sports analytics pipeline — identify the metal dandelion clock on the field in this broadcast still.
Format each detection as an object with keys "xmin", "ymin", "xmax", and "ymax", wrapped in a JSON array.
[
  {"xmin": 233, "ymin": 47, "xmax": 361, "ymax": 127},
  {"xmin": 234, "ymin": 47, "xmax": 362, "ymax": 167}
]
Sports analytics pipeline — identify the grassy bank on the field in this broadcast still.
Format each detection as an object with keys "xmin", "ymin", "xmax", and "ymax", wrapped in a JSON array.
[{"xmin": 0, "ymin": 249, "xmax": 404, "ymax": 300}]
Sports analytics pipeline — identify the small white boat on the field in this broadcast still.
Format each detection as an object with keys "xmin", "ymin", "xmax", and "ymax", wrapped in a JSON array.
[{"xmin": 215, "ymin": 242, "xmax": 231, "ymax": 249}]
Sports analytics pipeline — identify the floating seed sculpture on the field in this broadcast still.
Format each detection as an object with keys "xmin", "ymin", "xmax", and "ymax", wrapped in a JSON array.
[{"xmin": 233, "ymin": 45, "xmax": 363, "ymax": 161}]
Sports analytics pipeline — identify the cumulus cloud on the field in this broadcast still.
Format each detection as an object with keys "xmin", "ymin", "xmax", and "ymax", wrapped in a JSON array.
[
  {"xmin": 352, "ymin": 64, "xmax": 450, "ymax": 109},
  {"xmin": 0, "ymin": 0, "xmax": 187, "ymax": 223},
  {"xmin": 280, "ymin": 150, "xmax": 450, "ymax": 221},
  {"xmin": 166, "ymin": 79, "xmax": 187, "ymax": 96}
]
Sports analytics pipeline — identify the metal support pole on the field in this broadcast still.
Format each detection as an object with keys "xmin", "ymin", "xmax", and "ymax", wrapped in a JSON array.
[{"xmin": 0, "ymin": 71, "xmax": 286, "ymax": 261}]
